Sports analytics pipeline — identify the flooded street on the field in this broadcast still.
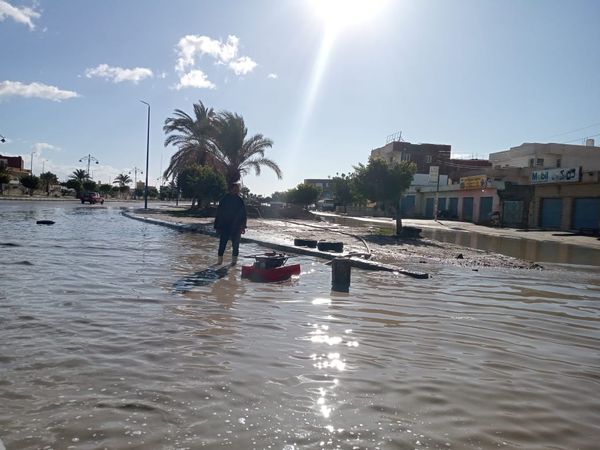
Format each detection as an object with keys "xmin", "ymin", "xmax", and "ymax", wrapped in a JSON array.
[{"xmin": 1, "ymin": 201, "xmax": 599, "ymax": 449}]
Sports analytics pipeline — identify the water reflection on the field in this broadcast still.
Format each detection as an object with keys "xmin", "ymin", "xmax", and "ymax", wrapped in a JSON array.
[
  {"xmin": 424, "ymin": 228, "xmax": 600, "ymax": 266},
  {"xmin": 2, "ymin": 202, "xmax": 600, "ymax": 449}
]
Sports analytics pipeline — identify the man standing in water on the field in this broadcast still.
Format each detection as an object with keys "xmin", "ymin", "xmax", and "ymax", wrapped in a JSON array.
[{"xmin": 214, "ymin": 181, "xmax": 247, "ymax": 265}]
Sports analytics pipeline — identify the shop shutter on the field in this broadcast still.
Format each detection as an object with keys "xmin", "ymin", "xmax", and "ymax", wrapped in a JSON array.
[
  {"xmin": 478, "ymin": 197, "xmax": 493, "ymax": 223},
  {"xmin": 540, "ymin": 198, "xmax": 562, "ymax": 229},
  {"xmin": 425, "ymin": 198, "xmax": 434, "ymax": 218},
  {"xmin": 463, "ymin": 197, "xmax": 474, "ymax": 221},
  {"xmin": 572, "ymin": 198, "xmax": 600, "ymax": 231}
]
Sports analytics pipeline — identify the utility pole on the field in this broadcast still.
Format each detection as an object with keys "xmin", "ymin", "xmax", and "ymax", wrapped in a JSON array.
[
  {"xmin": 140, "ymin": 100, "xmax": 150, "ymax": 209},
  {"xmin": 429, "ymin": 165, "xmax": 440, "ymax": 221},
  {"xmin": 79, "ymin": 154, "xmax": 99, "ymax": 177},
  {"xmin": 129, "ymin": 167, "xmax": 143, "ymax": 199}
]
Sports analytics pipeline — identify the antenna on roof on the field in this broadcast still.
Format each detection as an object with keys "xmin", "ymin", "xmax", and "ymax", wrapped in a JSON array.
[{"xmin": 386, "ymin": 131, "xmax": 403, "ymax": 144}]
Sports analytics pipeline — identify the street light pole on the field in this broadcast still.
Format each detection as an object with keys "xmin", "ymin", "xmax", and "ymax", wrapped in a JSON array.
[
  {"xmin": 140, "ymin": 100, "xmax": 150, "ymax": 209},
  {"xmin": 30, "ymin": 151, "xmax": 36, "ymax": 174},
  {"xmin": 79, "ymin": 154, "xmax": 99, "ymax": 177}
]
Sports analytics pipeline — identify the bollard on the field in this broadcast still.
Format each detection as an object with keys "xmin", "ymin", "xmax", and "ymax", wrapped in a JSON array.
[{"xmin": 331, "ymin": 257, "xmax": 351, "ymax": 292}]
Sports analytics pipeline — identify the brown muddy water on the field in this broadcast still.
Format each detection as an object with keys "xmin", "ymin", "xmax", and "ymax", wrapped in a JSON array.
[{"xmin": 1, "ymin": 201, "xmax": 599, "ymax": 450}]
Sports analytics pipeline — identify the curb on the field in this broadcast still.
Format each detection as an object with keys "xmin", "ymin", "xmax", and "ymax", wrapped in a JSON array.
[{"xmin": 122, "ymin": 211, "xmax": 429, "ymax": 279}]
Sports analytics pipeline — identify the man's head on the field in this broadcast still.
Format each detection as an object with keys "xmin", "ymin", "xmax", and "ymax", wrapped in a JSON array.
[{"xmin": 229, "ymin": 181, "xmax": 241, "ymax": 194}]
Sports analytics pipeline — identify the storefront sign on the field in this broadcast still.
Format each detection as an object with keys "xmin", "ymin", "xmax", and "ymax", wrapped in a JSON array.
[
  {"xmin": 459, "ymin": 175, "xmax": 488, "ymax": 190},
  {"xmin": 530, "ymin": 167, "xmax": 580, "ymax": 184}
]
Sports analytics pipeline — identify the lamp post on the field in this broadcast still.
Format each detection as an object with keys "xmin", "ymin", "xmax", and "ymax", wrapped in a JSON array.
[
  {"xmin": 140, "ymin": 100, "xmax": 150, "ymax": 209},
  {"xmin": 79, "ymin": 154, "xmax": 99, "ymax": 177},
  {"xmin": 129, "ymin": 166, "xmax": 143, "ymax": 199},
  {"xmin": 30, "ymin": 151, "xmax": 36, "ymax": 174}
]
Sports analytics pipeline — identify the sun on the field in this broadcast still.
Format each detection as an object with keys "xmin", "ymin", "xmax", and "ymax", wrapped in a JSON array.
[{"xmin": 309, "ymin": 0, "xmax": 387, "ymax": 31}]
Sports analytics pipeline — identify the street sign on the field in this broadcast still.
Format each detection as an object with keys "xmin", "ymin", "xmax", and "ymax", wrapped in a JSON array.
[{"xmin": 429, "ymin": 166, "xmax": 439, "ymax": 183}]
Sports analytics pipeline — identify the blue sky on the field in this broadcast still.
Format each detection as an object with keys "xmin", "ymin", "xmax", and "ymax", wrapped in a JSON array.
[{"xmin": 1, "ymin": 0, "xmax": 599, "ymax": 195}]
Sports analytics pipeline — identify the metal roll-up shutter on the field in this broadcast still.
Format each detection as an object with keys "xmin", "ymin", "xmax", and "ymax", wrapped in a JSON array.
[
  {"xmin": 540, "ymin": 198, "xmax": 562, "ymax": 229},
  {"xmin": 448, "ymin": 198, "xmax": 458, "ymax": 218},
  {"xmin": 463, "ymin": 197, "xmax": 474, "ymax": 221},
  {"xmin": 572, "ymin": 198, "xmax": 600, "ymax": 231},
  {"xmin": 425, "ymin": 198, "xmax": 434, "ymax": 218},
  {"xmin": 479, "ymin": 197, "xmax": 493, "ymax": 223}
]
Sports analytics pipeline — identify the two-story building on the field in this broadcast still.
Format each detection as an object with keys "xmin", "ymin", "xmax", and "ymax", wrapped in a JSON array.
[
  {"xmin": 303, "ymin": 178, "xmax": 333, "ymax": 200},
  {"xmin": 488, "ymin": 141, "xmax": 600, "ymax": 231}
]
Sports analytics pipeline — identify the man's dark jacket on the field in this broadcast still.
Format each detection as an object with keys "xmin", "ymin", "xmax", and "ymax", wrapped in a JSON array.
[{"xmin": 214, "ymin": 193, "xmax": 247, "ymax": 235}]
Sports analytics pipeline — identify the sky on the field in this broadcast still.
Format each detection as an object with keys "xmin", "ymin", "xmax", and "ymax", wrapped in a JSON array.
[{"xmin": 1, "ymin": 0, "xmax": 599, "ymax": 196}]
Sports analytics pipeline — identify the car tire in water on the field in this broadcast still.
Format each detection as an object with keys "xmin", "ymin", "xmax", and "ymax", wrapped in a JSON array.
[
  {"xmin": 317, "ymin": 241, "xmax": 344, "ymax": 252},
  {"xmin": 294, "ymin": 238, "xmax": 318, "ymax": 248}
]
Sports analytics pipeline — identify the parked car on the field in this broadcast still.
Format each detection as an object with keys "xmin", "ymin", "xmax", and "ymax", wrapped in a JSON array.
[
  {"xmin": 80, "ymin": 192, "xmax": 105, "ymax": 204},
  {"xmin": 317, "ymin": 198, "xmax": 335, "ymax": 211}
]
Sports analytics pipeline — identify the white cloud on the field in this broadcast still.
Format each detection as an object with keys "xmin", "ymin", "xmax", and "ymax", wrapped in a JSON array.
[
  {"xmin": 176, "ymin": 35, "xmax": 239, "ymax": 71},
  {"xmin": 0, "ymin": 0, "xmax": 40, "ymax": 30},
  {"xmin": 229, "ymin": 56, "xmax": 258, "ymax": 76},
  {"xmin": 85, "ymin": 64, "xmax": 153, "ymax": 84},
  {"xmin": 267, "ymin": 73, "xmax": 278, "ymax": 79},
  {"xmin": 32, "ymin": 142, "xmax": 61, "ymax": 154},
  {"xmin": 175, "ymin": 70, "xmax": 216, "ymax": 90},
  {"xmin": 175, "ymin": 34, "xmax": 258, "ymax": 78},
  {"xmin": 0, "ymin": 80, "xmax": 79, "ymax": 101}
]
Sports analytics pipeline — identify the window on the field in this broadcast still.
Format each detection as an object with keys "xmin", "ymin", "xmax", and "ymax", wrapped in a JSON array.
[
  {"xmin": 529, "ymin": 158, "xmax": 535, "ymax": 167},
  {"xmin": 536, "ymin": 158, "xmax": 544, "ymax": 167},
  {"xmin": 425, "ymin": 155, "xmax": 432, "ymax": 163},
  {"xmin": 401, "ymin": 152, "xmax": 411, "ymax": 162},
  {"xmin": 556, "ymin": 158, "xmax": 561, "ymax": 168}
]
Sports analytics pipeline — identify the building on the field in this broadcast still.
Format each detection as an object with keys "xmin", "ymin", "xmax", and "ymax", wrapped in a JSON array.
[
  {"xmin": 488, "ymin": 141, "xmax": 600, "ymax": 232},
  {"xmin": 369, "ymin": 141, "xmax": 497, "ymax": 221},
  {"xmin": 371, "ymin": 141, "xmax": 451, "ymax": 174},
  {"xmin": 303, "ymin": 178, "xmax": 333, "ymax": 199}
]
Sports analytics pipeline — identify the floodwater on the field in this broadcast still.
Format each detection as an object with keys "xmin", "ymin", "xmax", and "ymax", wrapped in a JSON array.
[
  {"xmin": 326, "ymin": 215, "xmax": 600, "ymax": 267},
  {"xmin": 1, "ymin": 201, "xmax": 599, "ymax": 450}
]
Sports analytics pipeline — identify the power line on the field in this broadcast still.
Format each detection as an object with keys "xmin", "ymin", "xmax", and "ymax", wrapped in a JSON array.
[
  {"xmin": 562, "ymin": 132, "xmax": 600, "ymax": 145},
  {"xmin": 544, "ymin": 121, "xmax": 600, "ymax": 140}
]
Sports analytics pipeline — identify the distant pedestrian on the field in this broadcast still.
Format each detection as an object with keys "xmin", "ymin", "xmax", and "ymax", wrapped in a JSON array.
[{"xmin": 214, "ymin": 181, "xmax": 247, "ymax": 265}]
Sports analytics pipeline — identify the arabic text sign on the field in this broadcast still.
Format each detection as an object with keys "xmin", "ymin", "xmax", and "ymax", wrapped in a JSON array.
[
  {"xmin": 460, "ymin": 175, "xmax": 487, "ymax": 190},
  {"xmin": 530, "ymin": 167, "xmax": 580, "ymax": 184}
]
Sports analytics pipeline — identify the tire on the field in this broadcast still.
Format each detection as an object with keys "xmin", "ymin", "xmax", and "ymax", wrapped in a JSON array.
[
  {"xmin": 294, "ymin": 238, "xmax": 318, "ymax": 248},
  {"xmin": 317, "ymin": 241, "xmax": 344, "ymax": 252},
  {"xmin": 100, "ymin": 200, "xmax": 104, "ymax": 205},
  {"xmin": 81, "ymin": 199, "xmax": 85, "ymax": 204}
]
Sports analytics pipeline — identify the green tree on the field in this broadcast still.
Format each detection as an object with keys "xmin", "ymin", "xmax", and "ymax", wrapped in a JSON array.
[
  {"xmin": 147, "ymin": 186, "xmax": 159, "ymax": 199},
  {"xmin": 211, "ymin": 111, "xmax": 282, "ymax": 185},
  {"xmin": 353, "ymin": 157, "xmax": 416, "ymax": 234},
  {"xmin": 287, "ymin": 183, "xmax": 321, "ymax": 208},
  {"xmin": 20, "ymin": 174, "xmax": 40, "ymax": 196},
  {"xmin": 177, "ymin": 165, "xmax": 226, "ymax": 209},
  {"xmin": 98, "ymin": 183, "xmax": 113, "ymax": 197},
  {"xmin": 113, "ymin": 173, "xmax": 132, "ymax": 199},
  {"xmin": 270, "ymin": 191, "xmax": 287, "ymax": 202},
  {"xmin": 82, "ymin": 179, "xmax": 97, "ymax": 192},
  {"xmin": 0, "ymin": 166, "xmax": 11, "ymax": 195},
  {"xmin": 163, "ymin": 100, "xmax": 217, "ymax": 180},
  {"xmin": 39, "ymin": 171, "xmax": 59, "ymax": 195},
  {"xmin": 331, "ymin": 173, "xmax": 356, "ymax": 207},
  {"xmin": 68, "ymin": 169, "xmax": 89, "ymax": 197}
]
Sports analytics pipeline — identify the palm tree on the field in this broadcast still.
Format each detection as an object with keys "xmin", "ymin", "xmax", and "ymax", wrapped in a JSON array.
[
  {"xmin": 163, "ymin": 101, "xmax": 217, "ymax": 180},
  {"xmin": 211, "ymin": 111, "xmax": 282, "ymax": 184},
  {"xmin": 40, "ymin": 171, "xmax": 58, "ymax": 196},
  {"xmin": 69, "ymin": 169, "xmax": 89, "ymax": 183},
  {"xmin": 113, "ymin": 173, "xmax": 132, "ymax": 199},
  {"xmin": 113, "ymin": 173, "xmax": 131, "ymax": 187}
]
